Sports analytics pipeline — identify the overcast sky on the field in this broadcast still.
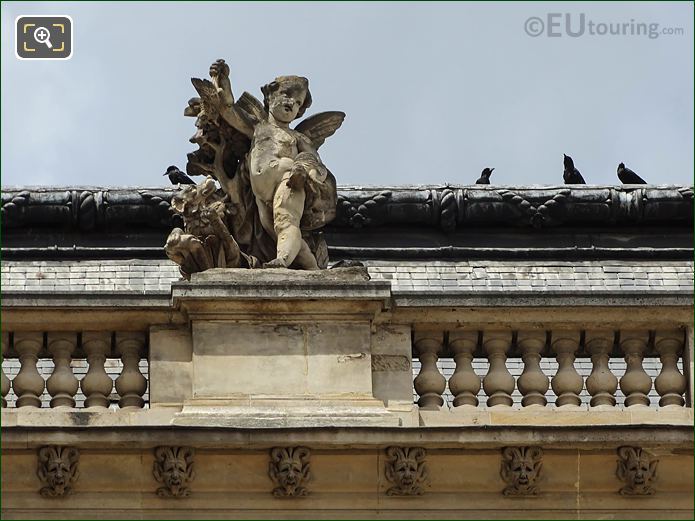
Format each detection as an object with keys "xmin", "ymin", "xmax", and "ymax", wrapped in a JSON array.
[{"xmin": 1, "ymin": 1, "xmax": 693, "ymax": 187}]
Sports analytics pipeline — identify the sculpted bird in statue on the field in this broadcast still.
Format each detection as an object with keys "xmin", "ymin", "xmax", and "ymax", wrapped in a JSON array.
[
  {"xmin": 476, "ymin": 167, "xmax": 494, "ymax": 184},
  {"xmin": 164, "ymin": 165, "xmax": 195, "ymax": 185},
  {"xmin": 563, "ymin": 154, "xmax": 586, "ymax": 184},
  {"xmin": 617, "ymin": 162, "xmax": 646, "ymax": 184}
]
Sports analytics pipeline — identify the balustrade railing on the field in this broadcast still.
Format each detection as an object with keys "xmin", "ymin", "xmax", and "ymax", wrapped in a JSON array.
[
  {"xmin": 412, "ymin": 329, "xmax": 689, "ymax": 410},
  {"xmin": 2, "ymin": 331, "xmax": 148, "ymax": 409}
]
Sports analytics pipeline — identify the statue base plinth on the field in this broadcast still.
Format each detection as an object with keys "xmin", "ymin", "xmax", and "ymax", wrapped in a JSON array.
[{"xmin": 170, "ymin": 267, "xmax": 402, "ymax": 427}]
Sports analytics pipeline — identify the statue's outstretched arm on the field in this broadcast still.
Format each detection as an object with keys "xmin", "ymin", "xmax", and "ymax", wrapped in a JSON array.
[{"xmin": 210, "ymin": 59, "xmax": 255, "ymax": 138}]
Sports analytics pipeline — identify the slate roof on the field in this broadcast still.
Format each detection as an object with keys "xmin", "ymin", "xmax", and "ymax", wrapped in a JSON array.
[{"xmin": 2, "ymin": 259, "xmax": 692, "ymax": 294}]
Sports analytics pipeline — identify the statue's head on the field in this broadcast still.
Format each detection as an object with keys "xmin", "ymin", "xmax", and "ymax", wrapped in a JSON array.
[
  {"xmin": 37, "ymin": 446, "xmax": 80, "ymax": 497},
  {"xmin": 261, "ymin": 76, "xmax": 312, "ymax": 123},
  {"xmin": 269, "ymin": 447, "xmax": 311, "ymax": 497}
]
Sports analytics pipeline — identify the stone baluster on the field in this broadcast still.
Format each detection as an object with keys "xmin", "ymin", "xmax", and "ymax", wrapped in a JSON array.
[
  {"xmin": 12, "ymin": 333, "xmax": 45, "ymax": 408},
  {"xmin": 115, "ymin": 332, "xmax": 147, "ymax": 409},
  {"xmin": 654, "ymin": 330, "xmax": 686, "ymax": 407},
  {"xmin": 81, "ymin": 332, "xmax": 114, "ymax": 408},
  {"xmin": 619, "ymin": 330, "xmax": 651, "ymax": 407},
  {"xmin": 46, "ymin": 333, "xmax": 79, "ymax": 408},
  {"xmin": 585, "ymin": 329, "xmax": 618, "ymax": 407},
  {"xmin": 517, "ymin": 330, "xmax": 549, "ymax": 407},
  {"xmin": 1, "ymin": 332, "xmax": 10, "ymax": 407},
  {"xmin": 448, "ymin": 330, "xmax": 480, "ymax": 407},
  {"xmin": 482, "ymin": 331, "xmax": 514, "ymax": 407},
  {"xmin": 550, "ymin": 330, "xmax": 582, "ymax": 407},
  {"xmin": 413, "ymin": 330, "xmax": 446, "ymax": 410}
]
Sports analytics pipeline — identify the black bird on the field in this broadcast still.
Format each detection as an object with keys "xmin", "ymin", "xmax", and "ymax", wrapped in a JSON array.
[
  {"xmin": 563, "ymin": 154, "xmax": 586, "ymax": 184},
  {"xmin": 164, "ymin": 165, "xmax": 195, "ymax": 185},
  {"xmin": 617, "ymin": 162, "xmax": 646, "ymax": 184},
  {"xmin": 475, "ymin": 167, "xmax": 494, "ymax": 184}
]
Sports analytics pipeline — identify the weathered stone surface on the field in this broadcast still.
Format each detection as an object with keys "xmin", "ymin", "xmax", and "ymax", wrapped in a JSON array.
[
  {"xmin": 149, "ymin": 327, "xmax": 193, "ymax": 406},
  {"xmin": 165, "ymin": 60, "xmax": 344, "ymax": 275}
]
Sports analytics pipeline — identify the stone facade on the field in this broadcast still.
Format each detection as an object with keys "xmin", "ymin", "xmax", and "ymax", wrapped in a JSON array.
[{"xmin": 1, "ymin": 185, "xmax": 693, "ymax": 519}]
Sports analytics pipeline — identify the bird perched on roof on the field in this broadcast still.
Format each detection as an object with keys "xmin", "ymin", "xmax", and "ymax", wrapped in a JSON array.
[
  {"xmin": 563, "ymin": 154, "xmax": 586, "ymax": 184},
  {"xmin": 617, "ymin": 162, "xmax": 646, "ymax": 184},
  {"xmin": 475, "ymin": 168, "xmax": 494, "ymax": 184},
  {"xmin": 164, "ymin": 165, "xmax": 195, "ymax": 185}
]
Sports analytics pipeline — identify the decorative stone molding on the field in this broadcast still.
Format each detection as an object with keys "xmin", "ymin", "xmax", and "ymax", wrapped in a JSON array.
[
  {"xmin": 384, "ymin": 446, "xmax": 429, "ymax": 496},
  {"xmin": 616, "ymin": 446, "xmax": 658, "ymax": 496},
  {"xmin": 500, "ymin": 446, "xmax": 543, "ymax": 496},
  {"xmin": 4, "ymin": 186, "xmax": 691, "ymax": 231},
  {"xmin": 269, "ymin": 447, "xmax": 311, "ymax": 498},
  {"xmin": 371, "ymin": 354, "xmax": 410, "ymax": 372},
  {"xmin": 153, "ymin": 446, "xmax": 196, "ymax": 498},
  {"xmin": 37, "ymin": 446, "xmax": 80, "ymax": 498}
]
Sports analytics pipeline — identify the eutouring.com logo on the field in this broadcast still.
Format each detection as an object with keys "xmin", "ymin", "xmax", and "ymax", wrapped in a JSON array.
[{"xmin": 524, "ymin": 13, "xmax": 684, "ymax": 39}]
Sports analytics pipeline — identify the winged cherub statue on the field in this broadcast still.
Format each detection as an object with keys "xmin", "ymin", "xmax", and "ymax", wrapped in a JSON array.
[{"xmin": 165, "ymin": 59, "xmax": 344, "ymax": 276}]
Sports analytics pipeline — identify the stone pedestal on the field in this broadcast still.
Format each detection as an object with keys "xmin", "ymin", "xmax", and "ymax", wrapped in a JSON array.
[{"xmin": 170, "ymin": 267, "xmax": 402, "ymax": 427}]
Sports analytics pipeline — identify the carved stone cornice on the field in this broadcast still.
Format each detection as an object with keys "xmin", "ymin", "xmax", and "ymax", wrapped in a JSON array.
[{"xmin": 2, "ymin": 185, "xmax": 692, "ymax": 231}]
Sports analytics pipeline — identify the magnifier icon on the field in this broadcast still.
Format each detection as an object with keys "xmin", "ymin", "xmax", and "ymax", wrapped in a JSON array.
[{"xmin": 33, "ymin": 26, "xmax": 53, "ymax": 49}]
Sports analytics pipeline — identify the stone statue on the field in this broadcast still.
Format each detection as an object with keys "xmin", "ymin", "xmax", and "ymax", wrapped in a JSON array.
[{"xmin": 165, "ymin": 59, "xmax": 344, "ymax": 278}]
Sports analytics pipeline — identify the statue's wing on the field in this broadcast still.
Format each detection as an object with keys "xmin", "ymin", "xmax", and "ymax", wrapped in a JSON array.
[
  {"xmin": 294, "ymin": 111, "xmax": 345, "ymax": 150},
  {"xmin": 235, "ymin": 92, "xmax": 267, "ymax": 125},
  {"xmin": 191, "ymin": 77, "xmax": 221, "ymax": 121}
]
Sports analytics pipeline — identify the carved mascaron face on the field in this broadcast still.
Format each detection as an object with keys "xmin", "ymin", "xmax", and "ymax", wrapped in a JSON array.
[
  {"xmin": 394, "ymin": 458, "xmax": 419, "ymax": 489},
  {"xmin": 278, "ymin": 458, "xmax": 303, "ymax": 488},
  {"xmin": 269, "ymin": 447, "xmax": 311, "ymax": 497},
  {"xmin": 37, "ymin": 446, "xmax": 79, "ymax": 497},
  {"xmin": 627, "ymin": 458, "xmax": 651, "ymax": 489},
  {"xmin": 617, "ymin": 447, "xmax": 657, "ymax": 495},
  {"xmin": 153, "ymin": 447, "xmax": 195, "ymax": 498},
  {"xmin": 46, "ymin": 458, "xmax": 71, "ymax": 494},
  {"xmin": 385, "ymin": 447, "xmax": 428, "ymax": 496},
  {"xmin": 162, "ymin": 455, "xmax": 189, "ymax": 494},
  {"xmin": 511, "ymin": 456, "xmax": 537, "ymax": 491},
  {"xmin": 501, "ymin": 447, "xmax": 542, "ymax": 496}
]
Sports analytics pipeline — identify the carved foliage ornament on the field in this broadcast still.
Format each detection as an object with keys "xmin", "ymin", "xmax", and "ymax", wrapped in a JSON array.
[
  {"xmin": 269, "ymin": 446, "xmax": 311, "ymax": 497},
  {"xmin": 384, "ymin": 446, "xmax": 429, "ymax": 496},
  {"xmin": 153, "ymin": 446, "xmax": 196, "ymax": 498},
  {"xmin": 37, "ymin": 446, "xmax": 80, "ymax": 498},
  {"xmin": 616, "ymin": 446, "xmax": 658, "ymax": 496},
  {"xmin": 500, "ymin": 446, "xmax": 543, "ymax": 496}
]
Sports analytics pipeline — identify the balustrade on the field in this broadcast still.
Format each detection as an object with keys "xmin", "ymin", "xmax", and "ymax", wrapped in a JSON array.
[
  {"xmin": 585, "ymin": 330, "xmax": 618, "ymax": 407},
  {"xmin": 2, "ymin": 332, "xmax": 9, "ymax": 408},
  {"xmin": 0, "ymin": 326, "xmax": 690, "ymax": 414},
  {"xmin": 1, "ymin": 330, "xmax": 148, "ymax": 409},
  {"xmin": 448, "ymin": 330, "xmax": 480, "ymax": 407},
  {"xmin": 410, "ymin": 327, "xmax": 690, "ymax": 411},
  {"xmin": 82, "ymin": 332, "xmax": 114, "ymax": 408},
  {"xmin": 115, "ymin": 332, "xmax": 147, "ymax": 409},
  {"xmin": 482, "ymin": 331, "xmax": 514, "ymax": 407},
  {"xmin": 517, "ymin": 330, "xmax": 549, "ymax": 407},
  {"xmin": 13, "ymin": 333, "xmax": 45, "ymax": 408},
  {"xmin": 46, "ymin": 332, "xmax": 79, "ymax": 408},
  {"xmin": 413, "ymin": 330, "xmax": 445, "ymax": 410},
  {"xmin": 654, "ymin": 330, "xmax": 686, "ymax": 407},
  {"xmin": 619, "ymin": 330, "xmax": 652, "ymax": 407}
]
